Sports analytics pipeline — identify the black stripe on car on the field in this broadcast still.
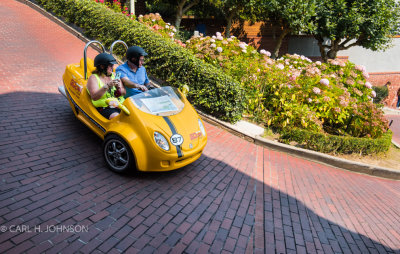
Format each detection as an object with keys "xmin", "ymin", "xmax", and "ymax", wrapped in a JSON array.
[{"xmin": 163, "ymin": 116, "xmax": 183, "ymax": 158}]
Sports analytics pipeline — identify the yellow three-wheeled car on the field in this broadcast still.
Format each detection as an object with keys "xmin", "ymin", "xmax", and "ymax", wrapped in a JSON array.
[{"xmin": 59, "ymin": 40, "xmax": 207, "ymax": 173}]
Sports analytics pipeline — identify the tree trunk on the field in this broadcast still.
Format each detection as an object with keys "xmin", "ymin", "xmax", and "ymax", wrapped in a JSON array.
[
  {"xmin": 272, "ymin": 28, "xmax": 289, "ymax": 59},
  {"xmin": 327, "ymin": 39, "xmax": 339, "ymax": 59},
  {"xmin": 175, "ymin": 0, "xmax": 200, "ymax": 31},
  {"xmin": 315, "ymin": 36, "xmax": 328, "ymax": 62},
  {"xmin": 225, "ymin": 11, "xmax": 235, "ymax": 38},
  {"xmin": 175, "ymin": 0, "xmax": 186, "ymax": 31}
]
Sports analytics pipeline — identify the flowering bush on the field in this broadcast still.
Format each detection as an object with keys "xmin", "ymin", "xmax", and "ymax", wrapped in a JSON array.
[
  {"xmin": 137, "ymin": 14, "xmax": 186, "ymax": 47},
  {"xmin": 94, "ymin": 0, "xmax": 133, "ymax": 18},
  {"xmin": 184, "ymin": 32, "xmax": 388, "ymax": 139}
]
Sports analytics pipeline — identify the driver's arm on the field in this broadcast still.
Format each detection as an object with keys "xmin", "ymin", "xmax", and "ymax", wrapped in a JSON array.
[{"xmin": 120, "ymin": 77, "xmax": 148, "ymax": 91}]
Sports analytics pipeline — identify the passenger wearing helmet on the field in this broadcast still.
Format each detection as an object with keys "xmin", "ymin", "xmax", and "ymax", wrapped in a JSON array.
[
  {"xmin": 87, "ymin": 53, "xmax": 126, "ymax": 119},
  {"xmin": 116, "ymin": 46, "xmax": 155, "ymax": 98}
]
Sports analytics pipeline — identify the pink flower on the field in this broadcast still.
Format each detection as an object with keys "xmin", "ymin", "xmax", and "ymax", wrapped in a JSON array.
[
  {"xmin": 313, "ymin": 87, "xmax": 321, "ymax": 95},
  {"xmin": 320, "ymin": 78, "xmax": 329, "ymax": 86},
  {"xmin": 371, "ymin": 90, "xmax": 376, "ymax": 98},
  {"xmin": 277, "ymin": 63, "xmax": 284, "ymax": 70},
  {"xmin": 355, "ymin": 65, "xmax": 366, "ymax": 72},
  {"xmin": 364, "ymin": 82, "xmax": 372, "ymax": 89}
]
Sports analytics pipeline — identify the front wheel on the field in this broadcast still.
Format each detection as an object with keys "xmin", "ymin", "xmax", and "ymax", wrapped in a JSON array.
[{"xmin": 103, "ymin": 134, "xmax": 134, "ymax": 173}]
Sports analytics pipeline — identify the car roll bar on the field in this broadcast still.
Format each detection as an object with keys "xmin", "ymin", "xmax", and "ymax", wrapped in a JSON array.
[
  {"xmin": 109, "ymin": 40, "xmax": 128, "ymax": 57},
  {"xmin": 84, "ymin": 40, "xmax": 106, "ymax": 80}
]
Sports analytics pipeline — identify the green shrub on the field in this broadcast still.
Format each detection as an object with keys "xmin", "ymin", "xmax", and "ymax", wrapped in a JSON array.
[
  {"xmin": 372, "ymin": 85, "xmax": 389, "ymax": 104},
  {"xmin": 36, "ymin": 0, "xmax": 244, "ymax": 122},
  {"xmin": 279, "ymin": 128, "xmax": 392, "ymax": 155}
]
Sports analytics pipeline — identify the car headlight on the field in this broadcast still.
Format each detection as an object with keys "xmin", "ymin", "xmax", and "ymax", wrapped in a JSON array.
[
  {"xmin": 154, "ymin": 132, "xmax": 170, "ymax": 151},
  {"xmin": 198, "ymin": 119, "xmax": 206, "ymax": 136}
]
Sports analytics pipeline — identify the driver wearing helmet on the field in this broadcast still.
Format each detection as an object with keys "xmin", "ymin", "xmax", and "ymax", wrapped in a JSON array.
[
  {"xmin": 116, "ymin": 46, "xmax": 155, "ymax": 98},
  {"xmin": 87, "ymin": 53, "xmax": 126, "ymax": 119}
]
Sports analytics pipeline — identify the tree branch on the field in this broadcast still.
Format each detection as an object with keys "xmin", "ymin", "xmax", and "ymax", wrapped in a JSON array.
[{"xmin": 183, "ymin": 0, "xmax": 200, "ymax": 14}]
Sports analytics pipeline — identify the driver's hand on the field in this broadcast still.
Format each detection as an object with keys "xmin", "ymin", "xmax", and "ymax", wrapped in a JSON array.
[{"xmin": 138, "ymin": 85, "xmax": 148, "ymax": 91}]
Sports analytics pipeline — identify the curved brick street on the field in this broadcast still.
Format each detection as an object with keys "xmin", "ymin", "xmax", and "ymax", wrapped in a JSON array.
[{"xmin": 0, "ymin": 1, "xmax": 399, "ymax": 253}]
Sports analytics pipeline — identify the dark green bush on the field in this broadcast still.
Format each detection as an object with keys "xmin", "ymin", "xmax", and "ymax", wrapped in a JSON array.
[
  {"xmin": 37, "ymin": 0, "xmax": 244, "ymax": 122},
  {"xmin": 279, "ymin": 128, "xmax": 392, "ymax": 155},
  {"xmin": 372, "ymin": 85, "xmax": 389, "ymax": 104}
]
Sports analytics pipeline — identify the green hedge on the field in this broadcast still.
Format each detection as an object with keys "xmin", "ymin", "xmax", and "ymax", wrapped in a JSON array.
[
  {"xmin": 37, "ymin": 0, "xmax": 244, "ymax": 122},
  {"xmin": 279, "ymin": 128, "xmax": 393, "ymax": 155}
]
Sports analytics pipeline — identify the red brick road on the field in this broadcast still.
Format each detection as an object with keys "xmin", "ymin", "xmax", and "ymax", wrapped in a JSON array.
[
  {"xmin": 1, "ymin": 1, "xmax": 400, "ymax": 253},
  {"xmin": 387, "ymin": 115, "xmax": 400, "ymax": 145}
]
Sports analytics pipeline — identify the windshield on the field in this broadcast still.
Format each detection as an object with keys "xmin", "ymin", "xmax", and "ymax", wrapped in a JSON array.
[{"xmin": 129, "ymin": 86, "xmax": 185, "ymax": 116}]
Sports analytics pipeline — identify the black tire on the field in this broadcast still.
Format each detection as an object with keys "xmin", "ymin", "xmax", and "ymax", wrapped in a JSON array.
[{"xmin": 103, "ymin": 134, "xmax": 134, "ymax": 173}]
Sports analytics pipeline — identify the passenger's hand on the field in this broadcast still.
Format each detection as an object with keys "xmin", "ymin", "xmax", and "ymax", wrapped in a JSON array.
[
  {"xmin": 107, "ymin": 79, "xmax": 119, "ymax": 88},
  {"xmin": 138, "ymin": 85, "xmax": 148, "ymax": 91}
]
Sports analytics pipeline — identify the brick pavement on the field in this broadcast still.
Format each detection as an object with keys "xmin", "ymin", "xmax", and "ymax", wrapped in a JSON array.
[
  {"xmin": 387, "ymin": 115, "xmax": 400, "ymax": 145},
  {"xmin": 0, "ymin": 1, "xmax": 400, "ymax": 253}
]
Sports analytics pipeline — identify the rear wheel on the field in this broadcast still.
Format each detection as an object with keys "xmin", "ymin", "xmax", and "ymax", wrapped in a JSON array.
[{"xmin": 103, "ymin": 134, "xmax": 134, "ymax": 173}]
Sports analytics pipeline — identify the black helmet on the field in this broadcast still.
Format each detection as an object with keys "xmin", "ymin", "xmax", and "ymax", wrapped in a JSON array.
[
  {"xmin": 126, "ymin": 46, "xmax": 148, "ymax": 61},
  {"xmin": 94, "ymin": 53, "xmax": 118, "ymax": 67}
]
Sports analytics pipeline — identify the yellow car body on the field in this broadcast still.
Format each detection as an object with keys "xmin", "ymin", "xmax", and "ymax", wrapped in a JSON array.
[{"xmin": 60, "ymin": 56, "xmax": 207, "ymax": 173}]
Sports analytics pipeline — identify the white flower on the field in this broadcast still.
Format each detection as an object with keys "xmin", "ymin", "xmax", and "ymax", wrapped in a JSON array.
[
  {"xmin": 230, "ymin": 35, "xmax": 236, "ymax": 39},
  {"xmin": 371, "ymin": 90, "xmax": 376, "ymax": 98},
  {"xmin": 172, "ymin": 28, "xmax": 177, "ymax": 32},
  {"xmin": 138, "ymin": 15, "xmax": 143, "ymax": 18},
  {"xmin": 277, "ymin": 63, "xmax": 284, "ymax": 70},
  {"xmin": 260, "ymin": 49, "xmax": 271, "ymax": 57},
  {"xmin": 210, "ymin": 43, "xmax": 216, "ymax": 48},
  {"xmin": 241, "ymin": 49, "xmax": 247, "ymax": 53},
  {"xmin": 307, "ymin": 98, "xmax": 313, "ymax": 103},
  {"xmin": 320, "ymin": 78, "xmax": 329, "ymax": 86},
  {"xmin": 210, "ymin": 39, "xmax": 215, "ymax": 43},
  {"xmin": 316, "ymin": 61, "xmax": 321, "ymax": 66},
  {"xmin": 216, "ymin": 32, "xmax": 222, "ymax": 37},
  {"xmin": 227, "ymin": 38, "xmax": 233, "ymax": 42},
  {"xmin": 216, "ymin": 47, "xmax": 223, "ymax": 53},
  {"xmin": 212, "ymin": 36, "xmax": 216, "ymax": 39},
  {"xmin": 239, "ymin": 43, "xmax": 247, "ymax": 50},
  {"xmin": 217, "ymin": 36, "xmax": 224, "ymax": 41},
  {"xmin": 165, "ymin": 25, "xmax": 169, "ymax": 29},
  {"xmin": 152, "ymin": 19, "xmax": 156, "ymax": 22}
]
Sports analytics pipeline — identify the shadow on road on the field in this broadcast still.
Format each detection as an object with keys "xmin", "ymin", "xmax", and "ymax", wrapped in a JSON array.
[{"xmin": 0, "ymin": 92, "xmax": 398, "ymax": 253}]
